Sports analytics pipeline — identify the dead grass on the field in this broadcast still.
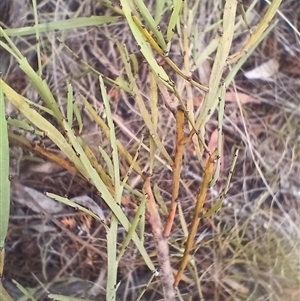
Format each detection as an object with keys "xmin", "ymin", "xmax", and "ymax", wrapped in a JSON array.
[{"xmin": 1, "ymin": 0, "xmax": 299, "ymax": 300}]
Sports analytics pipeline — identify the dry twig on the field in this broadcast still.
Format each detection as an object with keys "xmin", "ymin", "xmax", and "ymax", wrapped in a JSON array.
[
  {"xmin": 143, "ymin": 175, "xmax": 175, "ymax": 301},
  {"xmin": 174, "ymin": 151, "xmax": 218, "ymax": 287}
]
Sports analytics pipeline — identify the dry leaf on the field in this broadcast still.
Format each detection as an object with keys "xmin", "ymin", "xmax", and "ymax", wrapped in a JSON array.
[
  {"xmin": 13, "ymin": 182, "xmax": 64, "ymax": 214},
  {"xmin": 193, "ymin": 95, "xmax": 204, "ymax": 106},
  {"xmin": 79, "ymin": 213, "xmax": 92, "ymax": 234},
  {"xmin": 29, "ymin": 161, "xmax": 62, "ymax": 173},
  {"xmin": 29, "ymin": 224, "xmax": 56, "ymax": 233},
  {"xmin": 244, "ymin": 58, "xmax": 279, "ymax": 80},
  {"xmin": 61, "ymin": 217, "xmax": 77, "ymax": 229},
  {"xmin": 225, "ymin": 92, "xmax": 260, "ymax": 104},
  {"xmin": 206, "ymin": 129, "xmax": 224, "ymax": 172},
  {"xmin": 71, "ymin": 195, "xmax": 106, "ymax": 221},
  {"xmin": 223, "ymin": 278, "xmax": 249, "ymax": 294}
]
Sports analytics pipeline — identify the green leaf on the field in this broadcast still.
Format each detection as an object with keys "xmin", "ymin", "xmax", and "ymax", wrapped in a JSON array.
[
  {"xmin": 133, "ymin": 0, "xmax": 167, "ymax": 50},
  {"xmin": 0, "ymin": 83, "xmax": 10, "ymax": 249},
  {"xmin": 61, "ymin": 120, "xmax": 155, "ymax": 272},
  {"xmin": 0, "ymin": 284, "xmax": 14, "ymax": 301},
  {"xmin": 1, "ymin": 80, "xmax": 89, "ymax": 180},
  {"xmin": 195, "ymin": 0, "xmax": 238, "ymax": 131},
  {"xmin": 48, "ymin": 293, "xmax": 95, "ymax": 301},
  {"xmin": 67, "ymin": 84, "xmax": 74, "ymax": 129},
  {"xmin": 12, "ymin": 280, "xmax": 38, "ymax": 301},
  {"xmin": 120, "ymin": 0, "xmax": 173, "ymax": 90},
  {"xmin": 1, "ymin": 16, "xmax": 121, "ymax": 37},
  {"xmin": 167, "ymin": 0, "xmax": 184, "ymax": 43}
]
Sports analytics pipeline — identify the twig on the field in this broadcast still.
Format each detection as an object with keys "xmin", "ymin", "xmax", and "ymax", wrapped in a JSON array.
[
  {"xmin": 174, "ymin": 151, "xmax": 218, "ymax": 287},
  {"xmin": 143, "ymin": 175, "xmax": 175, "ymax": 301},
  {"xmin": 164, "ymin": 107, "xmax": 188, "ymax": 237}
]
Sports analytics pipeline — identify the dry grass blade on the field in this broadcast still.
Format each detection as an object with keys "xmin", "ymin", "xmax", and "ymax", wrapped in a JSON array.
[
  {"xmin": 164, "ymin": 108, "xmax": 187, "ymax": 237},
  {"xmin": 174, "ymin": 151, "xmax": 218, "ymax": 287},
  {"xmin": 143, "ymin": 175, "xmax": 175, "ymax": 300},
  {"xmin": 58, "ymin": 39, "xmax": 132, "ymax": 93},
  {"xmin": 135, "ymin": 271, "xmax": 157, "ymax": 301}
]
